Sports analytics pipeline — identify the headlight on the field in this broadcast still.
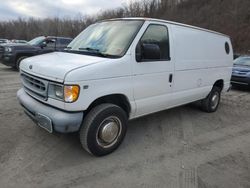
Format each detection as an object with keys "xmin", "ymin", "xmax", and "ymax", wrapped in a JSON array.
[
  {"xmin": 48, "ymin": 83, "xmax": 80, "ymax": 103},
  {"xmin": 64, "ymin": 85, "xmax": 80, "ymax": 103},
  {"xmin": 5, "ymin": 47, "xmax": 12, "ymax": 52},
  {"xmin": 48, "ymin": 84, "xmax": 64, "ymax": 100}
]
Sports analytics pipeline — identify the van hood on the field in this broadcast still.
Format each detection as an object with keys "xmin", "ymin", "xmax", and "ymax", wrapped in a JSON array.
[{"xmin": 20, "ymin": 52, "xmax": 105, "ymax": 82}]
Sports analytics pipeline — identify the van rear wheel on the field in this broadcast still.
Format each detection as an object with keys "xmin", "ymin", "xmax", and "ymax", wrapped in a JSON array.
[
  {"xmin": 79, "ymin": 104, "xmax": 128, "ymax": 156},
  {"xmin": 201, "ymin": 86, "xmax": 221, "ymax": 113}
]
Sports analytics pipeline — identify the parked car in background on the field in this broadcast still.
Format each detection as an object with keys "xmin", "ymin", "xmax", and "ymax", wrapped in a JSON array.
[
  {"xmin": 11, "ymin": 39, "xmax": 28, "ymax": 44},
  {"xmin": 233, "ymin": 53, "xmax": 241, "ymax": 60},
  {"xmin": 0, "ymin": 36, "xmax": 72, "ymax": 70},
  {"xmin": 0, "ymin": 39, "xmax": 9, "ymax": 44},
  {"xmin": 17, "ymin": 18, "xmax": 233, "ymax": 156},
  {"xmin": 0, "ymin": 41, "xmax": 9, "ymax": 59},
  {"xmin": 231, "ymin": 56, "xmax": 250, "ymax": 87}
]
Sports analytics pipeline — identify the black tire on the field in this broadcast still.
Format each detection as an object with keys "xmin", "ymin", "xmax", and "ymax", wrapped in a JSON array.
[
  {"xmin": 79, "ymin": 104, "xmax": 128, "ymax": 156},
  {"xmin": 15, "ymin": 56, "xmax": 28, "ymax": 71},
  {"xmin": 201, "ymin": 86, "xmax": 221, "ymax": 113}
]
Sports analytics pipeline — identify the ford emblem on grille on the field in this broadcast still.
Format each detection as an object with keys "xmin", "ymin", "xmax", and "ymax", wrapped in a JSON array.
[{"xmin": 29, "ymin": 65, "xmax": 33, "ymax": 70}]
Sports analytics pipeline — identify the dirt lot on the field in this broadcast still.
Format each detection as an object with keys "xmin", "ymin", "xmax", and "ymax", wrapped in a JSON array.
[{"xmin": 0, "ymin": 63, "xmax": 250, "ymax": 188}]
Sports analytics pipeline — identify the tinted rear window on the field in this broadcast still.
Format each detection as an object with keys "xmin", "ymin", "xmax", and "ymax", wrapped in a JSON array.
[{"xmin": 60, "ymin": 39, "xmax": 72, "ymax": 45}]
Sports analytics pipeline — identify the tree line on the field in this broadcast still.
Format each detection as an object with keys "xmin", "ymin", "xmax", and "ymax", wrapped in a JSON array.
[{"xmin": 0, "ymin": 0, "xmax": 249, "ymax": 53}]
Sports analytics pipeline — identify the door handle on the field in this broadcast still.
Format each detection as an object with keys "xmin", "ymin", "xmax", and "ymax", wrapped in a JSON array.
[{"xmin": 169, "ymin": 74, "xmax": 173, "ymax": 83}]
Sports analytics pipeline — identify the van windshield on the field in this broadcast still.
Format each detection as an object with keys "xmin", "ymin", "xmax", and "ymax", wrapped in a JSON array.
[{"xmin": 66, "ymin": 20, "xmax": 144, "ymax": 58}]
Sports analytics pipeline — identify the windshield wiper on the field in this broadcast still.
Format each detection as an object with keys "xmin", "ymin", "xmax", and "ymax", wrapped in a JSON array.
[
  {"xmin": 65, "ymin": 47, "xmax": 120, "ymax": 58},
  {"xmin": 78, "ymin": 47, "xmax": 111, "ymax": 57},
  {"xmin": 79, "ymin": 47, "xmax": 100, "ymax": 52}
]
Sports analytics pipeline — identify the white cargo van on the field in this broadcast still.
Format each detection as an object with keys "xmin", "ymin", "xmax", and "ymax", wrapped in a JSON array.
[{"xmin": 17, "ymin": 18, "xmax": 233, "ymax": 156}]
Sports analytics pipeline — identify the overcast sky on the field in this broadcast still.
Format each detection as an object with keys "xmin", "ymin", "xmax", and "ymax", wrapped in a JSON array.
[{"xmin": 0, "ymin": 0, "xmax": 131, "ymax": 21}]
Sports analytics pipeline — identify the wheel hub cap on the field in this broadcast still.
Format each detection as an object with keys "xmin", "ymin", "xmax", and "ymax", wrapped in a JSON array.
[
  {"xmin": 100, "ymin": 121, "xmax": 119, "ymax": 144},
  {"xmin": 211, "ymin": 92, "xmax": 219, "ymax": 109}
]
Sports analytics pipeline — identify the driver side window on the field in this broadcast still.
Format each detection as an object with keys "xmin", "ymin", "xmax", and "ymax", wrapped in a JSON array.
[
  {"xmin": 45, "ymin": 39, "xmax": 56, "ymax": 48},
  {"xmin": 136, "ymin": 24, "xmax": 170, "ymax": 62}
]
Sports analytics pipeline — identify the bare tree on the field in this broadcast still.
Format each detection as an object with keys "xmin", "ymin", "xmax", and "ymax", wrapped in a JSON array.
[{"xmin": 0, "ymin": 0, "xmax": 249, "ymax": 53}]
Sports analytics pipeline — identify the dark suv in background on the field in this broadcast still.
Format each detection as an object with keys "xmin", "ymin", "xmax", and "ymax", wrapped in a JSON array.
[{"xmin": 0, "ymin": 36, "xmax": 72, "ymax": 70}]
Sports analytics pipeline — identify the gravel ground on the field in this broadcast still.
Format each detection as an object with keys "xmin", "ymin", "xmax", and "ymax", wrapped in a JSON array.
[{"xmin": 0, "ymin": 64, "xmax": 250, "ymax": 188}]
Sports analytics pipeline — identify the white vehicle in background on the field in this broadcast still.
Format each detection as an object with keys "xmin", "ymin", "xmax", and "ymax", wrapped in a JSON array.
[{"xmin": 17, "ymin": 18, "xmax": 233, "ymax": 156}]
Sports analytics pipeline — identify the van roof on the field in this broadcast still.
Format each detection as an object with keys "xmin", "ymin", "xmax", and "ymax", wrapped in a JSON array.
[{"xmin": 101, "ymin": 17, "xmax": 229, "ymax": 38}]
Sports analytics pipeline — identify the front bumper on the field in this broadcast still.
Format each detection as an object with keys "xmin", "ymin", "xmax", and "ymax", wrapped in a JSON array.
[
  {"xmin": 231, "ymin": 75, "xmax": 250, "ymax": 86},
  {"xmin": 17, "ymin": 88, "xmax": 84, "ymax": 133}
]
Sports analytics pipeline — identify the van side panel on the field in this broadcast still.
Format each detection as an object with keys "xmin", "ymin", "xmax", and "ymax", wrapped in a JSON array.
[{"xmin": 170, "ymin": 25, "xmax": 233, "ymax": 106}]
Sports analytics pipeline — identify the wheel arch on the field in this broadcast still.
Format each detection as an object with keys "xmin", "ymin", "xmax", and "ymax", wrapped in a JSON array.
[
  {"xmin": 86, "ymin": 94, "xmax": 131, "ymax": 118},
  {"xmin": 213, "ymin": 79, "xmax": 224, "ymax": 91},
  {"xmin": 15, "ymin": 53, "xmax": 34, "ymax": 62}
]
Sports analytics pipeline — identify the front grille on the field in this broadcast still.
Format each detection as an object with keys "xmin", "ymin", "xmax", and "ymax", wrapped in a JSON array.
[
  {"xmin": 22, "ymin": 74, "xmax": 46, "ymax": 91},
  {"xmin": 21, "ymin": 72, "xmax": 49, "ymax": 100},
  {"xmin": 232, "ymin": 75, "xmax": 246, "ymax": 79}
]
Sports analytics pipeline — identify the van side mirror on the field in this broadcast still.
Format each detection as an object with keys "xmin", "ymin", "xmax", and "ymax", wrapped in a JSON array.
[
  {"xmin": 136, "ymin": 44, "xmax": 142, "ymax": 62},
  {"xmin": 136, "ymin": 43, "xmax": 161, "ymax": 62}
]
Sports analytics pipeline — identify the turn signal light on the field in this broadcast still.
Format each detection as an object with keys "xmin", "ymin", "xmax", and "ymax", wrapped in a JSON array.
[{"xmin": 64, "ymin": 85, "xmax": 80, "ymax": 103}]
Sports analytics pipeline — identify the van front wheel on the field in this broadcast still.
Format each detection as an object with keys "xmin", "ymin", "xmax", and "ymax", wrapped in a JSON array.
[
  {"xmin": 79, "ymin": 104, "xmax": 128, "ymax": 156},
  {"xmin": 201, "ymin": 86, "xmax": 221, "ymax": 113}
]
